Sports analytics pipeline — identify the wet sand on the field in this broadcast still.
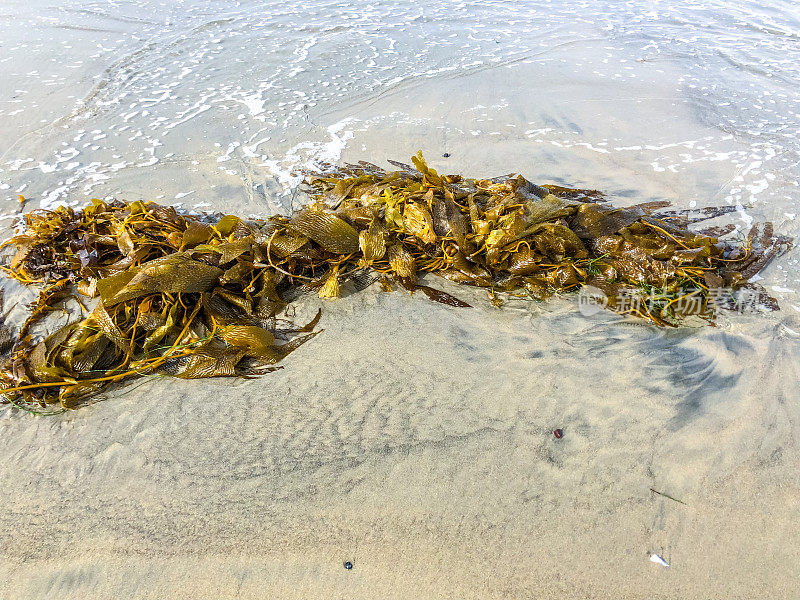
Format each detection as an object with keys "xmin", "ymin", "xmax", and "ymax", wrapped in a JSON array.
[{"xmin": 2, "ymin": 290, "xmax": 800, "ymax": 598}]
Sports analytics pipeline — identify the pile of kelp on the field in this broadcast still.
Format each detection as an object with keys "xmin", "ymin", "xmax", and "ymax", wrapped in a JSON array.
[{"xmin": 0, "ymin": 152, "xmax": 791, "ymax": 411}]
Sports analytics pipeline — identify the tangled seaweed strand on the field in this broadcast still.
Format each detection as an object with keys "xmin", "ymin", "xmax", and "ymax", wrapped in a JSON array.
[{"xmin": 0, "ymin": 152, "xmax": 792, "ymax": 410}]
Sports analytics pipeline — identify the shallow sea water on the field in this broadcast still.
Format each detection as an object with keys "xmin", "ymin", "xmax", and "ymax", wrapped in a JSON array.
[{"xmin": 1, "ymin": 1, "xmax": 799, "ymax": 598}]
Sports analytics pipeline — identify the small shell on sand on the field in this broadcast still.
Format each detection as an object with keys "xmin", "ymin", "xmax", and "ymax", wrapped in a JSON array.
[{"xmin": 650, "ymin": 554, "xmax": 670, "ymax": 567}]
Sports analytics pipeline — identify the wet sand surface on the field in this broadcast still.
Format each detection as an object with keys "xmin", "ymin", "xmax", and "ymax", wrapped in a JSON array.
[{"xmin": 1, "ymin": 1, "xmax": 799, "ymax": 598}]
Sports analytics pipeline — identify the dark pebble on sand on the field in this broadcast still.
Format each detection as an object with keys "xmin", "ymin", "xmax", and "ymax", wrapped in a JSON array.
[
  {"xmin": 442, "ymin": 152, "xmax": 450, "ymax": 158},
  {"xmin": 553, "ymin": 428, "xmax": 563, "ymax": 439},
  {"xmin": 344, "ymin": 561, "xmax": 353, "ymax": 570}
]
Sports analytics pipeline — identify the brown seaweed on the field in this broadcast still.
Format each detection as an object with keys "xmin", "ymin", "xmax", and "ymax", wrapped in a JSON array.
[{"xmin": 0, "ymin": 152, "xmax": 792, "ymax": 411}]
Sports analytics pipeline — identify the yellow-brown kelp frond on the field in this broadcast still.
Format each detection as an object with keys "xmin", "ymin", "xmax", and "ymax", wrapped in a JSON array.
[
  {"xmin": 303, "ymin": 152, "xmax": 790, "ymax": 321},
  {"xmin": 0, "ymin": 153, "xmax": 792, "ymax": 410},
  {"xmin": 0, "ymin": 199, "xmax": 321, "ymax": 411}
]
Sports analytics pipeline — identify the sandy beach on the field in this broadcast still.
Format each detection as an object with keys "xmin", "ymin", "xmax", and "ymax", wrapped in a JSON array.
[{"xmin": 1, "ymin": 1, "xmax": 800, "ymax": 598}]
